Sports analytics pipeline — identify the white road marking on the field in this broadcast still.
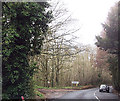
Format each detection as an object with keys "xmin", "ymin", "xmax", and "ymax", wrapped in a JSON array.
[{"xmin": 94, "ymin": 90, "xmax": 100, "ymax": 101}]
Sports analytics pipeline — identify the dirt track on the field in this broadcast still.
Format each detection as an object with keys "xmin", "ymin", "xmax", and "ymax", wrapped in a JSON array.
[
  {"xmin": 37, "ymin": 89, "xmax": 77, "ymax": 99},
  {"xmin": 36, "ymin": 85, "xmax": 95, "ymax": 99}
]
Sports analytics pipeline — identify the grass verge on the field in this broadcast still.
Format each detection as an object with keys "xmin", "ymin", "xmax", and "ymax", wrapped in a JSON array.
[
  {"xmin": 35, "ymin": 90, "xmax": 45, "ymax": 99},
  {"xmin": 34, "ymin": 84, "xmax": 95, "ymax": 90}
]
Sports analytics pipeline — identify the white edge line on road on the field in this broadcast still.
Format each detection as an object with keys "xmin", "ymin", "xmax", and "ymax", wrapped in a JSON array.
[{"xmin": 94, "ymin": 90, "xmax": 100, "ymax": 101}]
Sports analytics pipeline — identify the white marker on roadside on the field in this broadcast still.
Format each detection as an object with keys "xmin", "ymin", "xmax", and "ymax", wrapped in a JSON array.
[{"xmin": 94, "ymin": 90, "xmax": 100, "ymax": 101}]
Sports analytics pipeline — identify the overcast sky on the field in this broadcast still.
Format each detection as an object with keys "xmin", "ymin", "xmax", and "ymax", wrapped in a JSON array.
[{"xmin": 58, "ymin": 0, "xmax": 119, "ymax": 46}]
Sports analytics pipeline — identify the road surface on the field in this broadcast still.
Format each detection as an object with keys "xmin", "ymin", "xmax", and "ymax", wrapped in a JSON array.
[{"xmin": 50, "ymin": 88, "xmax": 120, "ymax": 101}]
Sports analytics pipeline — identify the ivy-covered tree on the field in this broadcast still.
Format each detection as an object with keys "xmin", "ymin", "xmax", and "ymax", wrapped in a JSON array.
[
  {"xmin": 2, "ymin": 2, "xmax": 52, "ymax": 99},
  {"xmin": 95, "ymin": 2, "xmax": 120, "ymax": 91}
]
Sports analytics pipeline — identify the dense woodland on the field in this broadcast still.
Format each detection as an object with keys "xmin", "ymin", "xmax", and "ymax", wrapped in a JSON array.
[
  {"xmin": 96, "ymin": 2, "xmax": 120, "ymax": 91},
  {"xmin": 2, "ymin": 1, "xmax": 120, "ymax": 100}
]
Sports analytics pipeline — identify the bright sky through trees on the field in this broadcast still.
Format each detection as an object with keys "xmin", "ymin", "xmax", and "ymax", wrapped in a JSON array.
[{"xmin": 60, "ymin": 0, "xmax": 119, "ymax": 46}]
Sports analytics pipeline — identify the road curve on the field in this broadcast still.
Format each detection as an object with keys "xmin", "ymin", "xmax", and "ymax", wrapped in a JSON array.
[{"xmin": 50, "ymin": 88, "xmax": 120, "ymax": 101}]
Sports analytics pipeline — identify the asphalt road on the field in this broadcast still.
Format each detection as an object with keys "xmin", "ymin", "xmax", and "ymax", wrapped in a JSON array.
[{"xmin": 51, "ymin": 88, "xmax": 120, "ymax": 101}]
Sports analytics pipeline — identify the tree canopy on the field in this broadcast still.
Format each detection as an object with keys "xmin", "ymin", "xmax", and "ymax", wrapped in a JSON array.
[{"xmin": 95, "ymin": 2, "xmax": 118, "ymax": 54}]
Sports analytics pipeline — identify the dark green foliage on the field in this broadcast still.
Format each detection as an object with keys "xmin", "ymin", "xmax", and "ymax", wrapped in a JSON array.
[
  {"xmin": 95, "ymin": 2, "xmax": 120, "ymax": 91},
  {"xmin": 107, "ymin": 55, "xmax": 120, "ymax": 91},
  {"xmin": 95, "ymin": 3, "xmax": 118, "ymax": 54},
  {"xmin": 2, "ymin": 2, "xmax": 52, "ymax": 99}
]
